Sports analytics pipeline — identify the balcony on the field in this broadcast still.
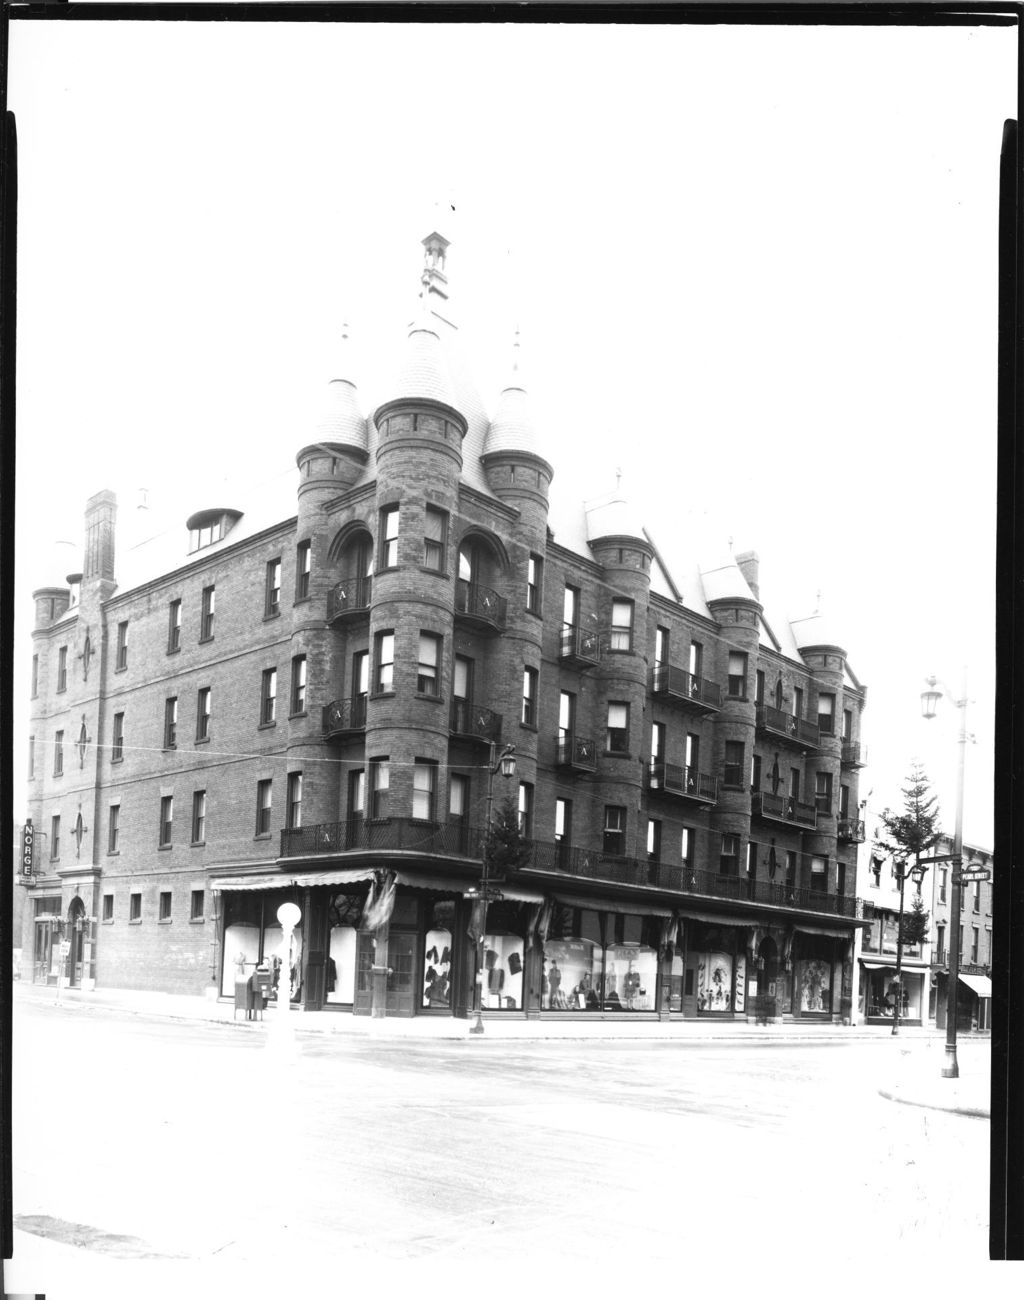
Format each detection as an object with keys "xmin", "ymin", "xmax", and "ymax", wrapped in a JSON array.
[
  {"xmin": 650, "ymin": 664, "xmax": 722, "ymax": 713},
  {"xmin": 326, "ymin": 576, "xmax": 372, "ymax": 623},
  {"xmin": 449, "ymin": 700, "xmax": 503, "ymax": 745},
  {"xmin": 454, "ymin": 580, "xmax": 507, "ymax": 633},
  {"xmin": 281, "ymin": 816, "xmax": 482, "ymax": 860},
  {"xmin": 559, "ymin": 623, "xmax": 600, "ymax": 669},
  {"xmin": 322, "ymin": 695, "xmax": 367, "ymax": 739},
  {"xmin": 755, "ymin": 705, "xmax": 820, "ymax": 752},
  {"xmin": 837, "ymin": 817, "xmax": 866, "ymax": 843},
  {"xmin": 751, "ymin": 791, "xmax": 817, "ymax": 829},
  {"xmin": 841, "ymin": 741, "xmax": 866, "ymax": 767},
  {"xmin": 646, "ymin": 761, "xmax": 718, "ymax": 806},
  {"xmin": 555, "ymin": 733, "xmax": 598, "ymax": 772}
]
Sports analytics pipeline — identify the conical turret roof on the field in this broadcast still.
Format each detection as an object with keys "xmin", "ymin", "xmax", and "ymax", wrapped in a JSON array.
[
  {"xmin": 484, "ymin": 330, "xmax": 545, "ymax": 458},
  {"xmin": 313, "ymin": 326, "xmax": 368, "ymax": 451},
  {"xmin": 374, "ymin": 295, "xmax": 462, "ymax": 423}
]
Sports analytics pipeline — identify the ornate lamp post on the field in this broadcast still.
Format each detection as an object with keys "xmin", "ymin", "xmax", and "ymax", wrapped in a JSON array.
[
  {"xmin": 921, "ymin": 670, "xmax": 969, "ymax": 1079},
  {"xmin": 469, "ymin": 742, "xmax": 517, "ymax": 1035},
  {"xmin": 890, "ymin": 856, "xmax": 927, "ymax": 1036},
  {"xmin": 274, "ymin": 901, "xmax": 302, "ymax": 1050}
]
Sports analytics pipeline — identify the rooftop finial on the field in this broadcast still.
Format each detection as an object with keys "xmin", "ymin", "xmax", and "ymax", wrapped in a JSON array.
[{"xmin": 421, "ymin": 232, "xmax": 450, "ymax": 302}]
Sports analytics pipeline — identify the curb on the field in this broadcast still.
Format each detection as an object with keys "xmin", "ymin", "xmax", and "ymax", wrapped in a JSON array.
[{"xmin": 876, "ymin": 1087, "xmax": 989, "ymax": 1119}]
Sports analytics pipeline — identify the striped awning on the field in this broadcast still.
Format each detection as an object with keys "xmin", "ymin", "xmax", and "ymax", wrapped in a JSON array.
[{"xmin": 210, "ymin": 867, "xmax": 376, "ymax": 891}]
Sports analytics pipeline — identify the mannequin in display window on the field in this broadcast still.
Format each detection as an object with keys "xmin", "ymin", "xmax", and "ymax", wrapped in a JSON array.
[
  {"xmin": 549, "ymin": 960, "xmax": 567, "ymax": 1009},
  {"xmin": 624, "ymin": 963, "xmax": 642, "ymax": 1010}
]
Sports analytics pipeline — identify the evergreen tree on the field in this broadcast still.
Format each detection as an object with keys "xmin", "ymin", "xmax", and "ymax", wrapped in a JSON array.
[
  {"xmin": 901, "ymin": 892, "xmax": 931, "ymax": 948},
  {"xmin": 485, "ymin": 794, "xmax": 532, "ymax": 875},
  {"xmin": 874, "ymin": 762, "xmax": 942, "ymax": 871}
]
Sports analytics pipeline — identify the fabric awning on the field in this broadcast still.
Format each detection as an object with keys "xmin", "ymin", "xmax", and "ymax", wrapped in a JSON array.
[
  {"xmin": 211, "ymin": 867, "xmax": 375, "ymax": 891},
  {"xmin": 552, "ymin": 893, "xmax": 673, "ymax": 918},
  {"xmin": 859, "ymin": 959, "xmax": 898, "ymax": 970},
  {"xmin": 676, "ymin": 909, "xmax": 762, "ymax": 927},
  {"xmin": 793, "ymin": 923, "xmax": 856, "ymax": 939},
  {"xmin": 393, "ymin": 871, "xmax": 474, "ymax": 894},
  {"xmin": 959, "ymin": 973, "xmax": 992, "ymax": 997}
]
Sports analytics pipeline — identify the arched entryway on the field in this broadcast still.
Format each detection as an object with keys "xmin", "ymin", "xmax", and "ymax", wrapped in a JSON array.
[{"xmin": 66, "ymin": 897, "xmax": 87, "ymax": 988}]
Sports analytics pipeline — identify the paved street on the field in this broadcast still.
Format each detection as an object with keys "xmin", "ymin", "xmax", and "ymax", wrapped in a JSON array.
[{"xmin": 8, "ymin": 997, "xmax": 990, "ymax": 1297}]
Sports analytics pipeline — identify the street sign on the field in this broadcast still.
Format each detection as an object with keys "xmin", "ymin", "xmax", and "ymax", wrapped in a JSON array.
[{"xmin": 958, "ymin": 868, "xmax": 991, "ymax": 883}]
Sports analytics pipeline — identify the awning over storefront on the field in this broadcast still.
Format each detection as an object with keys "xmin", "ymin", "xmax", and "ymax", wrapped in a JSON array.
[
  {"xmin": 552, "ymin": 893, "xmax": 673, "ymax": 918},
  {"xmin": 211, "ymin": 868, "xmax": 376, "ymax": 891},
  {"xmin": 393, "ymin": 871, "xmax": 474, "ymax": 894},
  {"xmin": 959, "ymin": 973, "xmax": 992, "ymax": 997},
  {"xmin": 676, "ymin": 909, "xmax": 762, "ymax": 927},
  {"xmin": 859, "ymin": 959, "xmax": 898, "ymax": 971},
  {"xmin": 793, "ymin": 923, "xmax": 856, "ymax": 939}
]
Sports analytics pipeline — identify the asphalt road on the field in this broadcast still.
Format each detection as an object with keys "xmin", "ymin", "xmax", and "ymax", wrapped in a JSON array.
[{"xmin": 8, "ymin": 999, "xmax": 990, "ymax": 1297}]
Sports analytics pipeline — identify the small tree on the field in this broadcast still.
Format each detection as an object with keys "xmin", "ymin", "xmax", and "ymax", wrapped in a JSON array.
[
  {"xmin": 874, "ymin": 762, "xmax": 942, "ymax": 875},
  {"xmin": 901, "ymin": 892, "xmax": 931, "ymax": 948},
  {"xmin": 485, "ymin": 794, "xmax": 532, "ymax": 875}
]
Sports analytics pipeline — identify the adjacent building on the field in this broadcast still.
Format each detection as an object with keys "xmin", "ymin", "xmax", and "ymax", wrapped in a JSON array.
[
  {"xmin": 18, "ymin": 233, "xmax": 869, "ymax": 1024},
  {"xmin": 928, "ymin": 834, "xmax": 993, "ymax": 1032}
]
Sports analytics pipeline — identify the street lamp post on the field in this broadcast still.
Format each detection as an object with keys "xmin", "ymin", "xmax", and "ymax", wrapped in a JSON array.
[
  {"xmin": 890, "ymin": 855, "xmax": 926, "ymax": 1036},
  {"xmin": 469, "ymin": 742, "xmax": 517, "ymax": 1035},
  {"xmin": 921, "ymin": 669, "xmax": 969, "ymax": 1079}
]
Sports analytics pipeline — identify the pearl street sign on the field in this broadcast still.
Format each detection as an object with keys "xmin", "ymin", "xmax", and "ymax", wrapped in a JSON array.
[{"xmin": 957, "ymin": 867, "xmax": 991, "ymax": 883}]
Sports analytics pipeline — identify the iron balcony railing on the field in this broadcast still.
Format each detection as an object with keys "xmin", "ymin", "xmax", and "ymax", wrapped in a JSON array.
[
  {"xmin": 454, "ymin": 580, "xmax": 507, "ymax": 631},
  {"xmin": 837, "ymin": 817, "xmax": 866, "ymax": 843},
  {"xmin": 651, "ymin": 663, "xmax": 722, "ymax": 710},
  {"xmin": 322, "ymin": 695, "xmax": 368, "ymax": 738},
  {"xmin": 841, "ymin": 741, "xmax": 866, "ymax": 766},
  {"xmin": 281, "ymin": 816, "xmax": 483, "ymax": 860},
  {"xmin": 559, "ymin": 623, "xmax": 601, "ymax": 667},
  {"xmin": 647, "ymin": 761, "xmax": 718, "ymax": 803},
  {"xmin": 756, "ymin": 705, "xmax": 820, "ymax": 749},
  {"xmin": 449, "ymin": 700, "xmax": 503, "ymax": 744},
  {"xmin": 751, "ymin": 791, "xmax": 818, "ymax": 829},
  {"xmin": 555, "ymin": 734, "xmax": 598, "ymax": 771},
  {"xmin": 326, "ymin": 576, "xmax": 372, "ymax": 621}
]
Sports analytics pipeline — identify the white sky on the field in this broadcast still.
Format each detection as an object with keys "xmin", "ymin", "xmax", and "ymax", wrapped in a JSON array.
[{"xmin": 8, "ymin": 17, "xmax": 1015, "ymax": 851}]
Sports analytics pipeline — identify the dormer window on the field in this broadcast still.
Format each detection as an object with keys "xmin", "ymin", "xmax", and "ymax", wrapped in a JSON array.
[{"xmin": 186, "ymin": 509, "xmax": 242, "ymax": 554}]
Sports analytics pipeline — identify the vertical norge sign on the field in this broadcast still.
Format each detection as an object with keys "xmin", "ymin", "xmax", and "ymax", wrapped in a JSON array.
[{"xmin": 21, "ymin": 818, "xmax": 34, "ymax": 876}]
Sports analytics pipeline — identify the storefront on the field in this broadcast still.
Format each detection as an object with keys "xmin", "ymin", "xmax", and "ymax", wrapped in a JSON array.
[
  {"xmin": 931, "ymin": 968, "xmax": 991, "ymax": 1032},
  {"xmin": 860, "ymin": 959, "xmax": 927, "ymax": 1025}
]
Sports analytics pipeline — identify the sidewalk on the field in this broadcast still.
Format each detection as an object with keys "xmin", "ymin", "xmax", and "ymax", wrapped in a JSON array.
[{"xmin": 13, "ymin": 980, "xmax": 989, "ymax": 1115}]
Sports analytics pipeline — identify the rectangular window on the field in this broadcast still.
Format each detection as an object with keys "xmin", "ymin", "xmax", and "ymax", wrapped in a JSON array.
[
  {"xmin": 449, "ymin": 772, "xmax": 468, "ymax": 821},
  {"xmin": 260, "ymin": 668, "xmax": 277, "ymax": 725},
  {"xmin": 727, "ymin": 652, "xmax": 747, "ymax": 698},
  {"xmin": 870, "ymin": 855, "xmax": 882, "ymax": 886},
  {"xmin": 116, "ymin": 621, "xmax": 128, "ymax": 670},
  {"xmin": 647, "ymin": 818, "xmax": 662, "ymax": 862},
  {"xmin": 129, "ymin": 892, "xmax": 142, "ymax": 922},
  {"xmin": 939, "ymin": 868, "xmax": 947, "ymax": 903},
  {"xmin": 159, "ymin": 796, "xmax": 174, "ymax": 847},
  {"xmin": 655, "ymin": 626, "xmax": 669, "ymax": 666},
  {"xmin": 423, "ymin": 507, "xmax": 447, "ymax": 571},
  {"xmin": 971, "ymin": 927, "xmax": 979, "ymax": 963},
  {"xmin": 265, "ymin": 559, "xmax": 282, "ymax": 617},
  {"xmin": 790, "ymin": 768, "xmax": 801, "ymax": 801},
  {"xmin": 606, "ymin": 701, "xmax": 629, "ymax": 753},
  {"xmin": 754, "ymin": 669, "xmax": 765, "ymax": 706},
  {"xmin": 651, "ymin": 721, "xmax": 666, "ymax": 764},
  {"xmin": 685, "ymin": 732, "xmax": 700, "ymax": 771},
  {"xmin": 792, "ymin": 686, "xmax": 804, "ymax": 720},
  {"xmin": 453, "ymin": 654, "xmax": 472, "ymax": 701},
  {"xmin": 603, "ymin": 806, "xmax": 626, "ymax": 857},
  {"xmin": 817, "ymin": 692, "xmax": 836, "ymax": 735},
  {"xmin": 563, "ymin": 584, "xmax": 580, "ymax": 629},
  {"xmin": 159, "ymin": 891, "xmax": 172, "ymax": 922},
  {"xmin": 57, "ymin": 646, "xmax": 68, "ymax": 692},
  {"xmin": 747, "ymin": 841, "xmax": 758, "ymax": 876},
  {"xmin": 610, "ymin": 599, "xmax": 634, "ymax": 651},
  {"xmin": 814, "ymin": 771, "xmax": 833, "ymax": 816},
  {"xmin": 255, "ymin": 779, "xmax": 273, "ymax": 836},
  {"xmin": 286, "ymin": 772, "xmax": 303, "ymax": 829},
  {"xmin": 811, "ymin": 856, "xmax": 828, "ymax": 890},
  {"xmin": 837, "ymin": 862, "xmax": 847, "ymax": 896},
  {"xmin": 522, "ymin": 666, "xmax": 538, "ymax": 726},
  {"xmin": 350, "ymin": 768, "xmax": 367, "ymax": 821},
  {"xmin": 370, "ymin": 760, "xmax": 389, "ymax": 820},
  {"xmin": 295, "ymin": 540, "xmax": 311, "ymax": 600},
  {"xmin": 102, "ymin": 894, "xmax": 114, "ymax": 922},
  {"xmin": 190, "ymin": 889, "xmax": 205, "ymax": 921},
  {"xmin": 681, "ymin": 827, "xmax": 694, "ymax": 870},
  {"xmin": 786, "ymin": 850, "xmax": 798, "ymax": 886},
  {"xmin": 168, "ymin": 599, "xmax": 182, "ymax": 651},
  {"xmin": 31, "ymin": 654, "xmax": 39, "ymax": 698},
  {"xmin": 526, "ymin": 554, "xmax": 543, "ymax": 614},
  {"xmin": 200, "ymin": 586, "xmax": 215, "ymax": 641},
  {"xmin": 518, "ymin": 782, "xmax": 534, "ymax": 838},
  {"xmin": 191, "ymin": 790, "xmax": 207, "ymax": 844},
  {"xmin": 375, "ymin": 632, "xmax": 395, "ymax": 693},
  {"xmin": 413, "ymin": 761, "xmax": 437, "ymax": 821},
  {"xmin": 112, "ymin": 712, "xmax": 124, "ymax": 762},
  {"xmin": 839, "ymin": 784, "xmax": 850, "ymax": 818},
  {"xmin": 936, "ymin": 925, "xmax": 946, "ymax": 961},
  {"xmin": 689, "ymin": 641, "xmax": 703, "ymax": 680},
  {"xmin": 28, "ymin": 735, "xmax": 35, "ymax": 779},
  {"xmin": 417, "ymin": 633, "xmax": 441, "ymax": 696},
  {"xmin": 50, "ymin": 815, "xmax": 61, "ymax": 861},
  {"xmin": 164, "ymin": 697, "xmax": 178, "ymax": 749},
  {"xmin": 291, "ymin": 655, "xmax": 307, "ymax": 714},
  {"xmin": 53, "ymin": 730, "xmax": 64, "ymax": 777},
  {"xmin": 719, "ymin": 833, "xmax": 740, "ymax": 876},
  {"xmin": 842, "ymin": 708, "xmax": 853, "ymax": 741},
  {"xmin": 723, "ymin": 740, "xmax": 744, "ymax": 788},
  {"xmin": 108, "ymin": 804, "xmax": 120, "ymax": 854},
  {"xmin": 196, "ymin": 687, "xmax": 211, "ymax": 741},
  {"xmin": 558, "ymin": 691, "xmax": 576, "ymax": 752},
  {"xmin": 380, "ymin": 506, "xmax": 400, "ymax": 569},
  {"xmin": 751, "ymin": 753, "xmax": 762, "ymax": 791}
]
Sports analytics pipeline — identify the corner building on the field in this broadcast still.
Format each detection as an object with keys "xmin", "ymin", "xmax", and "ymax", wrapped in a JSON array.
[{"xmin": 19, "ymin": 234, "xmax": 868, "ymax": 1024}]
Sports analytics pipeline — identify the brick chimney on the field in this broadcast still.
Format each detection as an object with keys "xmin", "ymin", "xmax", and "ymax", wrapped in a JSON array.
[{"xmin": 83, "ymin": 490, "xmax": 117, "ymax": 587}]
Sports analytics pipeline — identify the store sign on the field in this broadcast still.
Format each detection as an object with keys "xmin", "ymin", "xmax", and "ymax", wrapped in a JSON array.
[{"xmin": 21, "ymin": 819, "xmax": 34, "ymax": 875}]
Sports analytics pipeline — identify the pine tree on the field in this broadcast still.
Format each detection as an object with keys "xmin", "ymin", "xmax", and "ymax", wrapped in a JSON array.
[
  {"xmin": 874, "ymin": 762, "xmax": 942, "ymax": 870},
  {"xmin": 484, "ymin": 794, "xmax": 532, "ymax": 876},
  {"xmin": 901, "ymin": 892, "xmax": 931, "ymax": 947}
]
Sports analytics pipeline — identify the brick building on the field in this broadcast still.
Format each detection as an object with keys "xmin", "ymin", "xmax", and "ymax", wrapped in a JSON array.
[
  {"xmin": 18, "ymin": 233, "xmax": 869, "ymax": 1024},
  {"xmin": 928, "ymin": 834, "xmax": 993, "ymax": 1032}
]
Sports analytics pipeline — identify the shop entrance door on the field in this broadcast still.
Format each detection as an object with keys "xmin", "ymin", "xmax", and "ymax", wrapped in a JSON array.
[
  {"xmin": 67, "ymin": 900, "xmax": 86, "ymax": 988},
  {"xmin": 353, "ymin": 931, "xmax": 418, "ymax": 1016}
]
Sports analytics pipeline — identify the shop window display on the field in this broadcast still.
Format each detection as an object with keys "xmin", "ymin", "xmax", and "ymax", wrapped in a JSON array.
[
  {"xmin": 604, "ymin": 944, "xmax": 657, "ymax": 1011},
  {"xmin": 543, "ymin": 938, "xmax": 604, "ymax": 1009},
  {"xmin": 796, "ymin": 958, "xmax": 831, "ymax": 1013},
  {"xmin": 481, "ymin": 935, "xmax": 525, "ymax": 1009},
  {"xmin": 220, "ymin": 891, "xmax": 303, "ymax": 1001},
  {"xmin": 696, "ymin": 951, "xmax": 734, "ymax": 1013},
  {"xmin": 326, "ymin": 894, "xmax": 362, "ymax": 1004}
]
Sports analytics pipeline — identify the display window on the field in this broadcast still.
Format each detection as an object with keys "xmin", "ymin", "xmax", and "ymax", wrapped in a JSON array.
[
  {"xmin": 422, "ymin": 899, "xmax": 455, "ymax": 1009},
  {"xmin": 327, "ymin": 894, "xmax": 362, "ymax": 1004},
  {"xmin": 543, "ymin": 938, "xmax": 603, "ymax": 1010},
  {"xmin": 220, "ymin": 891, "xmax": 303, "ymax": 1000},
  {"xmin": 865, "ymin": 968, "xmax": 922, "ymax": 1020},
  {"xmin": 605, "ymin": 944, "xmax": 657, "ymax": 1011},
  {"xmin": 696, "ymin": 951, "xmax": 734, "ymax": 1013},
  {"xmin": 796, "ymin": 958, "xmax": 831, "ymax": 1013},
  {"xmin": 481, "ymin": 935, "xmax": 525, "ymax": 1009}
]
